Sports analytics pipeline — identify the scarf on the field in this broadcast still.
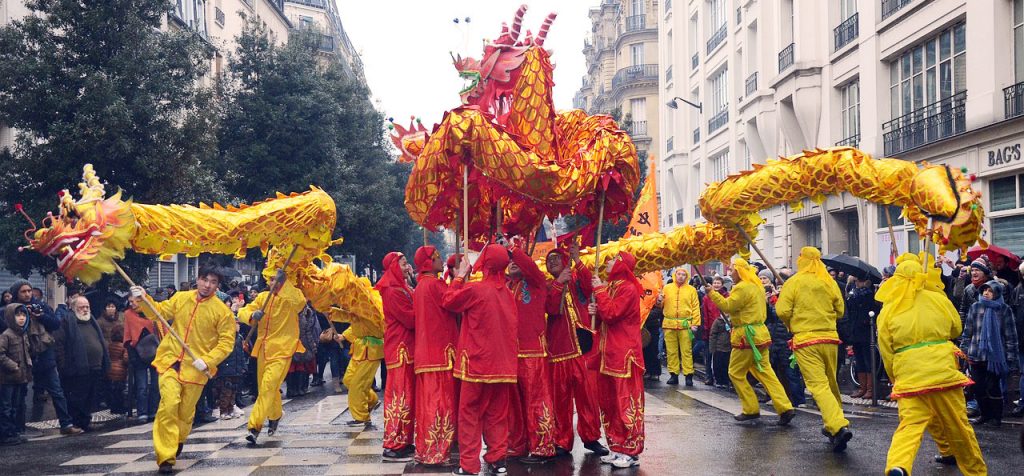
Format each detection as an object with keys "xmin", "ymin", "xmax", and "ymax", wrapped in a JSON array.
[{"xmin": 977, "ymin": 291, "xmax": 1010, "ymax": 376}]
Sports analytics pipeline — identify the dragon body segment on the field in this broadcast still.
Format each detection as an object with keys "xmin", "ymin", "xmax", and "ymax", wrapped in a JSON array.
[{"xmin": 24, "ymin": 165, "xmax": 383, "ymax": 325}]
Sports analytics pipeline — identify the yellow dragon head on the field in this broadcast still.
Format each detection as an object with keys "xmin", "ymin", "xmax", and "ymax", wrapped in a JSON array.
[{"xmin": 22, "ymin": 164, "xmax": 136, "ymax": 284}]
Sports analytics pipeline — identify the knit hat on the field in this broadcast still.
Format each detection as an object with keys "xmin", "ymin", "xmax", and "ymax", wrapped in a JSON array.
[
  {"xmin": 757, "ymin": 269, "xmax": 773, "ymax": 281},
  {"xmin": 970, "ymin": 257, "xmax": 992, "ymax": 276}
]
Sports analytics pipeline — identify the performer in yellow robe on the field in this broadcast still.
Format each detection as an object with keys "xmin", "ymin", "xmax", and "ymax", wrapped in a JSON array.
[
  {"xmin": 130, "ymin": 266, "xmax": 236, "ymax": 474},
  {"xmin": 706, "ymin": 258, "xmax": 795, "ymax": 425},
  {"xmin": 775, "ymin": 247, "xmax": 851, "ymax": 452},
  {"xmin": 877, "ymin": 254, "xmax": 986, "ymax": 476},
  {"xmin": 238, "ymin": 268, "xmax": 307, "ymax": 445},
  {"xmin": 661, "ymin": 267, "xmax": 700, "ymax": 386},
  {"xmin": 334, "ymin": 306, "xmax": 385, "ymax": 426}
]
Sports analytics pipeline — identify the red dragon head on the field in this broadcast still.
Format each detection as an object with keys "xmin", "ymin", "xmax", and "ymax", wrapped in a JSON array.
[
  {"xmin": 388, "ymin": 117, "xmax": 430, "ymax": 163},
  {"xmin": 453, "ymin": 5, "xmax": 556, "ymax": 113}
]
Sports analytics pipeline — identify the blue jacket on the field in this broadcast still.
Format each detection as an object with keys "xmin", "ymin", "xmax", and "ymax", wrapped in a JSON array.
[
  {"xmin": 216, "ymin": 332, "xmax": 248, "ymax": 378},
  {"xmin": 28, "ymin": 299, "xmax": 61, "ymax": 372}
]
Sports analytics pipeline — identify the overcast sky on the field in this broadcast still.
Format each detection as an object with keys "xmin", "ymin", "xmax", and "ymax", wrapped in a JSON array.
[{"xmin": 337, "ymin": 1, "xmax": 596, "ymax": 126}]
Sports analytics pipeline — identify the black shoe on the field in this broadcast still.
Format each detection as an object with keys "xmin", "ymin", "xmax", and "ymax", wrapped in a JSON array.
[
  {"xmin": 554, "ymin": 446, "xmax": 572, "ymax": 457},
  {"xmin": 831, "ymin": 427, "xmax": 853, "ymax": 453},
  {"xmin": 934, "ymin": 454, "xmax": 957, "ymax": 465},
  {"xmin": 245, "ymin": 428, "xmax": 260, "ymax": 445},
  {"xmin": 667, "ymin": 374, "xmax": 679, "ymax": 385},
  {"xmin": 492, "ymin": 459, "xmax": 508, "ymax": 474},
  {"xmin": 970, "ymin": 416, "xmax": 1001, "ymax": 427},
  {"xmin": 176, "ymin": 443, "xmax": 183, "ymax": 457},
  {"xmin": 310, "ymin": 377, "xmax": 324, "ymax": 387},
  {"xmin": 886, "ymin": 468, "xmax": 908, "ymax": 476},
  {"xmin": 383, "ymin": 445, "xmax": 415, "ymax": 462},
  {"xmin": 684, "ymin": 374, "xmax": 694, "ymax": 387},
  {"xmin": 519, "ymin": 455, "xmax": 551, "ymax": 464},
  {"xmin": 196, "ymin": 413, "xmax": 217, "ymax": 424},
  {"xmin": 583, "ymin": 440, "xmax": 609, "ymax": 456},
  {"xmin": 267, "ymin": 419, "xmax": 279, "ymax": 436},
  {"xmin": 158, "ymin": 462, "xmax": 174, "ymax": 474},
  {"xmin": 346, "ymin": 419, "xmax": 369, "ymax": 427},
  {"xmin": 1010, "ymin": 405, "xmax": 1024, "ymax": 418},
  {"xmin": 777, "ymin": 409, "xmax": 796, "ymax": 426},
  {"xmin": 966, "ymin": 407, "xmax": 980, "ymax": 418},
  {"xmin": 452, "ymin": 468, "xmax": 476, "ymax": 475},
  {"xmin": 734, "ymin": 413, "xmax": 760, "ymax": 422}
]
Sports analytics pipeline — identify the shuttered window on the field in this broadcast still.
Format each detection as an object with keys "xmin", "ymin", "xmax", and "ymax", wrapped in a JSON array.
[{"xmin": 993, "ymin": 215, "xmax": 1024, "ymax": 256}]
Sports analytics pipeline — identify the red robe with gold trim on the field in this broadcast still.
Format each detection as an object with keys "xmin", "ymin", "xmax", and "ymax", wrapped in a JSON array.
[{"xmin": 379, "ymin": 252, "xmax": 415, "ymax": 451}]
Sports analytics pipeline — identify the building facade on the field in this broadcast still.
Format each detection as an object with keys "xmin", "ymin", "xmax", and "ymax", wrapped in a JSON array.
[
  {"xmin": 659, "ymin": 0, "xmax": 1024, "ymax": 270},
  {"xmin": 574, "ymin": 0, "xmax": 661, "ymax": 165}
]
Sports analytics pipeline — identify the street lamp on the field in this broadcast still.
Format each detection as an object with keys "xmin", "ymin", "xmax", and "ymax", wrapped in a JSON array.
[{"xmin": 666, "ymin": 96, "xmax": 702, "ymax": 113}]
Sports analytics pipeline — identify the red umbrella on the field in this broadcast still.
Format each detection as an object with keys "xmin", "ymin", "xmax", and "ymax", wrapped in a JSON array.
[{"xmin": 966, "ymin": 245, "xmax": 1022, "ymax": 269}]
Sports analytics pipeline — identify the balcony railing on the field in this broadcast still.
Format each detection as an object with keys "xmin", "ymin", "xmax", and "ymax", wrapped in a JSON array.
[
  {"xmin": 287, "ymin": 0, "xmax": 328, "ymax": 7},
  {"xmin": 215, "ymin": 7, "xmax": 225, "ymax": 27},
  {"xmin": 628, "ymin": 121, "xmax": 649, "ymax": 137},
  {"xmin": 737, "ymin": 7, "xmax": 742, "ymax": 25},
  {"xmin": 317, "ymin": 34, "xmax": 335, "ymax": 52},
  {"xmin": 745, "ymin": 72, "xmax": 758, "ymax": 96},
  {"xmin": 666, "ymin": 65, "xmax": 673, "ymax": 83},
  {"xmin": 778, "ymin": 43, "xmax": 795, "ymax": 72},
  {"xmin": 881, "ymin": 0, "xmax": 912, "ymax": 20},
  {"xmin": 708, "ymin": 108, "xmax": 729, "ymax": 134},
  {"xmin": 611, "ymin": 64, "xmax": 659, "ymax": 89},
  {"xmin": 667, "ymin": 136, "xmax": 674, "ymax": 151},
  {"xmin": 693, "ymin": 127, "xmax": 700, "ymax": 144},
  {"xmin": 834, "ymin": 13, "xmax": 858, "ymax": 51},
  {"xmin": 691, "ymin": 52, "xmax": 699, "ymax": 69},
  {"xmin": 626, "ymin": 15, "xmax": 647, "ymax": 32},
  {"xmin": 706, "ymin": 25, "xmax": 727, "ymax": 55},
  {"xmin": 835, "ymin": 133, "xmax": 860, "ymax": 148},
  {"xmin": 1004, "ymin": 82, "xmax": 1024, "ymax": 119},
  {"xmin": 665, "ymin": 0, "xmax": 671, "ymax": 12},
  {"xmin": 883, "ymin": 91, "xmax": 966, "ymax": 155}
]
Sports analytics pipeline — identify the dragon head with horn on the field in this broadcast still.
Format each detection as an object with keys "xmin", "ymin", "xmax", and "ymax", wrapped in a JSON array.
[{"xmin": 20, "ymin": 164, "xmax": 136, "ymax": 284}]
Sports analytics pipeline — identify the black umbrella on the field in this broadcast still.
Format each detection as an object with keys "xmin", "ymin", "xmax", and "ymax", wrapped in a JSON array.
[
  {"xmin": 821, "ymin": 254, "xmax": 883, "ymax": 284},
  {"xmin": 221, "ymin": 267, "xmax": 243, "ymax": 280}
]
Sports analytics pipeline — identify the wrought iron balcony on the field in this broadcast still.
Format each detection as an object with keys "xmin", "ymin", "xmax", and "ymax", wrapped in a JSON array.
[
  {"xmin": 667, "ymin": 136, "xmax": 674, "ymax": 151},
  {"xmin": 778, "ymin": 43, "xmax": 795, "ymax": 72},
  {"xmin": 881, "ymin": 0, "xmax": 912, "ymax": 20},
  {"xmin": 693, "ymin": 127, "xmax": 700, "ymax": 144},
  {"xmin": 834, "ymin": 13, "xmax": 858, "ymax": 51},
  {"xmin": 317, "ymin": 34, "xmax": 335, "ymax": 52},
  {"xmin": 708, "ymin": 108, "xmax": 729, "ymax": 134},
  {"xmin": 737, "ymin": 7, "xmax": 742, "ymax": 25},
  {"xmin": 628, "ymin": 121, "xmax": 649, "ymax": 137},
  {"xmin": 745, "ymin": 72, "xmax": 758, "ymax": 96},
  {"xmin": 706, "ymin": 25, "xmax": 727, "ymax": 55},
  {"xmin": 611, "ymin": 64, "xmax": 659, "ymax": 89},
  {"xmin": 1004, "ymin": 81, "xmax": 1024, "ymax": 119},
  {"xmin": 835, "ymin": 134, "xmax": 860, "ymax": 148},
  {"xmin": 287, "ymin": 0, "xmax": 328, "ymax": 7},
  {"xmin": 691, "ymin": 52, "xmax": 699, "ymax": 69},
  {"xmin": 666, "ymin": 65, "xmax": 673, "ymax": 83},
  {"xmin": 665, "ymin": 0, "xmax": 671, "ymax": 12},
  {"xmin": 883, "ymin": 91, "xmax": 966, "ymax": 155},
  {"xmin": 625, "ymin": 15, "xmax": 647, "ymax": 32}
]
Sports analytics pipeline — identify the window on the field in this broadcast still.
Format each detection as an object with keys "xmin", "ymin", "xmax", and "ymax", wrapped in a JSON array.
[
  {"xmin": 838, "ymin": 0, "xmax": 857, "ymax": 21},
  {"xmin": 710, "ymin": 150, "xmax": 730, "ymax": 182},
  {"xmin": 632, "ymin": 0, "xmax": 643, "ymax": 16},
  {"xmin": 889, "ymin": 23, "xmax": 966, "ymax": 120},
  {"xmin": 840, "ymin": 80, "xmax": 860, "ymax": 141},
  {"xmin": 299, "ymin": 16, "xmax": 315, "ymax": 30},
  {"xmin": 1016, "ymin": 0, "xmax": 1024, "ymax": 81},
  {"xmin": 709, "ymin": 68, "xmax": 728, "ymax": 113},
  {"xmin": 741, "ymin": 141, "xmax": 751, "ymax": 169},
  {"xmin": 708, "ymin": 0, "xmax": 726, "ymax": 31},
  {"xmin": 988, "ymin": 173, "xmax": 1024, "ymax": 255},
  {"xmin": 630, "ymin": 98, "xmax": 647, "ymax": 120},
  {"xmin": 876, "ymin": 204, "xmax": 906, "ymax": 228},
  {"xmin": 631, "ymin": 44, "xmax": 645, "ymax": 66}
]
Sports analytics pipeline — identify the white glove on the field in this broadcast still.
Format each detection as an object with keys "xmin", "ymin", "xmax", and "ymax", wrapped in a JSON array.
[
  {"xmin": 130, "ymin": 285, "xmax": 145, "ymax": 298},
  {"xmin": 191, "ymin": 358, "xmax": 208, "ymax": 372}
]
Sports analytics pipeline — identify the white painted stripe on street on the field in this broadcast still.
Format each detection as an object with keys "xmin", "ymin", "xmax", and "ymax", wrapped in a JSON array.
[
  {"xmin": 678, "ymin": 389, "xmax": 777, "ymax": 416},
  {"xmin": 795, "ymin": 406, "xmax": 867, "ymax": 419},
  {"xmin": 288, "ymin": 394, "xmax": 348, "ymax": 425},
  {"xmin": 643, "ymin": 392, "xmax": 690, "ymax": 416}
]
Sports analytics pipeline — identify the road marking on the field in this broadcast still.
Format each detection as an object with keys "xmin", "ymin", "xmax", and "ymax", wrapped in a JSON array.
[
  {"xmin": 678, "ymin": 389, "xmax": 777, "ymax": 416},
  {"xmin": 288, "ymin": 394, "xmax": 349, "ymax": 425},
  {"xmin": 643, "ymin": 392, "xmax": 690, "ymax": 416},
  {"xmin": 61, "ymin": 453, "xmax": 148, "ymax": 466},
  {"xmin": 795, "ymin": 406, "xmax": 867, "ymax": 419}
]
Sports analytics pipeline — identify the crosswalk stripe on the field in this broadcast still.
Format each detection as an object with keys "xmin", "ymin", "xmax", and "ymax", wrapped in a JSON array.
[
  {"xmin": 677, "ymin": 389, "xmax": 778, "ymax": 416},
  {"xmin": 643, "ymin": 392, "xmax": 690, "ymax": 416}
]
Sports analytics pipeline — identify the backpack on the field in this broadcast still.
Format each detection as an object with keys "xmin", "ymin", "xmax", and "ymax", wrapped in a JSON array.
[{"xmin": 130, "ymin": 327, "xmax": 160, "ymax": 364}]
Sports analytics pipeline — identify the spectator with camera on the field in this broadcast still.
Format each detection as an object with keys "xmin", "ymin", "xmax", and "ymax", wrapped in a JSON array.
[{"xmin": 7, "ymin": 281, "xmax": 81, "ymax": 435}]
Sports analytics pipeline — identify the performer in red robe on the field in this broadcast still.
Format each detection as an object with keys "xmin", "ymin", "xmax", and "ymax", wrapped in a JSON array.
[
  {"xmin": 411, "ymin": 246, "xmax": 460, "ymax": 465},
  {"xmin": 590, "ymin": 251, "xmax": 645, "ymax": 469},
  {"xmin": 506, "ymin": 245, "xmax": 556, "ymax": 462},
  {"xmin": 544, "ymin": 245, "xmax": 608, "ymax": 456},
  {"xmin": 443, "ymin": 244, "xmax": 518, "ymax": 476},
  {"xmin": 378, "ymin": 252, "xmax": 416, "ymax": 462}
]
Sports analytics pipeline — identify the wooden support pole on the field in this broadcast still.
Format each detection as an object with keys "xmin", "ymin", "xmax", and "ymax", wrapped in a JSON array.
[{"xmin": 734, "ymin": 225, "xmax": 783, "ymax": 284}]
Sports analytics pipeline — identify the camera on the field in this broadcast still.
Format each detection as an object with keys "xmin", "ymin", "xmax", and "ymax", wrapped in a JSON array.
[{"xmin": 27, "ymin": 303, "xmax": 43, "ymax": 315}]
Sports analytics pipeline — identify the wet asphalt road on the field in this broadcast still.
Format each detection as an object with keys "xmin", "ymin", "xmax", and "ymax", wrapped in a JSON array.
[{"xmin": 3, "ymin": 375, "xmax": 1022, "ymax": 475}]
